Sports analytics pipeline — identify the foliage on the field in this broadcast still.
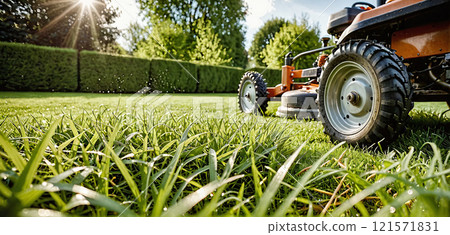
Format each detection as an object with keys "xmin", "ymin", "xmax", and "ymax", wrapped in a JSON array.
[
  {"xmin": 0, "ymin": 92, "xmax": 448, "ymax": 217},
  {"xmin": 0, "ymin": 41, "xmax": 77, "ymax": 91},
  {"xmin": 0, "ymin": 0, "xmax": 120, "ymax": 51},
  {"xmin": 32, "ymin": 0, "xmax": 120, "ymax": 51},
  {"xmin": 197, "ymin": 64, "xmax": 244, "ymax": 93},
  {"xmin": 262, "ymin": 18, "xmax": 320, "ymax": 69},
  {"xmin": 135, "ymin": 19, "xmax": 189, "ymax": 61},
  {"xmin": 123, "ymin": 22, "xmax": 149, "ymax": 52},
  {"xmin": 331, "ymin": 142, "xmax": 450, "ymax": 217},
  {"xmin": 138, "ymin": 0, "xmax": 247, "ymax": 67},
  {"xmin": 149, "ymin": 58, "xmax": 198, "ymax": 93},
  {"xmin": 79, "ymin": 50, "xmax": 150, "ymax": 93},
  {"xmin": 0, "ymin": 0, "xmax": 38, "ymax": 43},
  {"xmin": 189, "ymin": 20, "xmax": 232, "ymax": 66},
  {"xmin": 249, "ymin": 17, "xmax": 288, "ymax": 67},
  {"xmin": 103, "ymin": 42, "xmax": 129, "ymax": 55}
]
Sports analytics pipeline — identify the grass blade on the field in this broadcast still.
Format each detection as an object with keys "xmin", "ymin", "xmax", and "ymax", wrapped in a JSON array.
[
  {"xmin": 331, "ymin": 176, "xmax": 396, "ymax": 217},
  {"xmin": 0, "ymin": 132, "xmax": 27, "ymax": 172},
  {"xmin": 57, "ymin": 132, "xmax": 84, "ymax": 155},
  {"xmin": 151, "ymin": 142, "xmax": 184, "ymax": 216},
  {"xmin": 30, "ymin": 182, "xmax": 137, "ymax": 216},
  {"xmin": 209, "ymin": 149, "xmax": 218, "ymax": 182},
  {"xmin": 320, "ymin": 174, "xmax": 348, "ymax": 216},
  {"xmin": 0, "ymin": 181, "xmax": 12, "ymax": 198},
  {"xmin": 197, "ymin": 148, "xmax": 242, "ymax": 216},
  {"xmin": 19, "ymin": 208, "xmax": 66, "ymax": 217},
  {"xmin": 253, "ymin": 140, "xmax": 308, "ymax": 216},
  {"xmin": 373, "ymin": 189, "xmax": 418, "ymax": 217},
  {"xmin": 63, "ymin": 194, "xmax": 91, "ymax": 212},
  {"xmin": 274, "ymin": 141, "xmax": 345, "ymax": 216},
  {"xmin": 104, "ymin": 142, "xmax": 140, "ymax": 200},
  {"xmin": 0, "ymin": 156, "xmax": 6, "ymax": 171},
  {"xmin": 15, "ymin": 166, "xmax": 91, "ymax": 208},
  {"xmin": 152, "ymin": 125, "xmax": 204, "ymax": 216},
  {"xmin": 196, "ymin": 184, "xmax": 227, "ymax": 216},
  {"xmin": 250, "ymin": 152, "xmax": 263, "ymax": 201},
  {"xmin": 221, "ymin": 146, "xmax": 242, "ymax": 179},
  {"xmin": 13, "ymin": 118, "xmax": 61, "ymax": 193},
  {"xmin": 48, "ymin": 167, "xmax": 87, "ymax": 184},
  {"xmin": 162, "ymin": 174, "xmax": 244, "ymax": 217},
  {"xmin": 170, "ymin": 166, "xmax": 208, "ymax": 206},
  {"xmin": 71, "ymin": 167, "xmax": 95, "ymax": 185}
]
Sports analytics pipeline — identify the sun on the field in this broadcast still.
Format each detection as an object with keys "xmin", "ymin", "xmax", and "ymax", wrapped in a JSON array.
[{"xmin": 78, "ymin": 0, "xmax": 94, "ymax": 7}]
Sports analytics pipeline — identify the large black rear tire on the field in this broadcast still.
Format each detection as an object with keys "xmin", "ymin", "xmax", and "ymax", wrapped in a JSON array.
[{"xmin": 318, "ymin": 40, "xmax": 413, "ymax": 145}]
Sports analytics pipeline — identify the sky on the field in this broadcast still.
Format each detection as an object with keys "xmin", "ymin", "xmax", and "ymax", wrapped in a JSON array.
[{"xmin": 110, "ymin": 0, "xmax": 377, "ymax": 50}]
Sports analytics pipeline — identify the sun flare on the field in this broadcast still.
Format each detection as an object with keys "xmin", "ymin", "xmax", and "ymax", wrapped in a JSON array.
[{"xmin": 78, "ymin": 0, "xmax": 94, "ymax": 7}]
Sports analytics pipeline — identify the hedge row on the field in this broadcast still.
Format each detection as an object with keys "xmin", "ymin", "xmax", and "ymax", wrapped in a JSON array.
[
  {"xmin": 197, "ymin": 64, "xmax": 244, "ymax": 92},
  {"xmin": 150, "ymin": 59, "xmax": 198, "ymax": 93},
  {"xmin": 80, "ymin": 51, "xmax": 150, "ymax": 93},
  {"xmin": 0, "ymin": 42, "xmax": 282, "ymax": 93},
  {"xmin": 0, "ymin": 42, "xmax": 78, "ymax": 91}
]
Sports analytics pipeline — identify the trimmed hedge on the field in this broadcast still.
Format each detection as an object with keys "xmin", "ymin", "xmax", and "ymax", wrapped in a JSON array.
[
  {"xmin": 197, "ymin": 64, "xmax": 244, "ymax": 93},
  {"xmin": 80, "ymin": 51, "xmax": 151, "ymax": 93},
  {"xmin": 150, "ymin": 59, "xmax": 198, "ymax": 92},
  {"xmin": 226, "ymin": 66, "xmax": 246, "ymax": 93},
  {"xmin": 0, "ymin": 42, "xmax": 78, "ymax": 91},
  {"xmin": 246, "ymin": 67, "xmax": 282, "ymax": 87},
  {"xmin": 0, "ymin": 41, "xmax": 260, "ymax": 93}
]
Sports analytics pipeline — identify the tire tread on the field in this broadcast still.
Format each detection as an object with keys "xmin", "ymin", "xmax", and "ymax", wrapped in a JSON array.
[{"xmin": 319, "ymin": 40, "xmax": 413, "ymax": 145}]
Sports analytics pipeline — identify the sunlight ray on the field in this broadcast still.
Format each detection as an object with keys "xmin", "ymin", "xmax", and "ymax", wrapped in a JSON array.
[
  {"xmin": 79, "ymin": 0, "xmax": 94, "ymax": 7},
  {"xmin": 36, "ymin": 3, "xmax": 81, "ymax": 35},
  {"xmin": 89, "ymin": 4, "xmax": 103, "ymax": 19},
  {"xmin": 36, "ymin": 0, "xmax": 105, "ymax": 49},
  {"xmin": 43, "ymin": 2, "xmax": 76, "ymax": 16},
  {"xmin": 87, "ymin": 5, "xmax": 101, "ymax": 50},
  {"xmin": 64, "ymin": 7, "xmax": 84, "ymax": 48},
  {"xmin": 41, "ymin": 0, "xmax": 79, "ymax": 6}
]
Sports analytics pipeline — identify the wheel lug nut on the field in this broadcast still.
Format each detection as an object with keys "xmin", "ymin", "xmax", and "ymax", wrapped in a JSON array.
[{"xmin": 346, "ymin": 91, "xmax": 360, "ymax": 105}]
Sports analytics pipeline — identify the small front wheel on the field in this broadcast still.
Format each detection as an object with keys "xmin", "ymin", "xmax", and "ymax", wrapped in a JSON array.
[{"xmin": 238, "ymin": 71, "xmax": 268, "ymax": 115}]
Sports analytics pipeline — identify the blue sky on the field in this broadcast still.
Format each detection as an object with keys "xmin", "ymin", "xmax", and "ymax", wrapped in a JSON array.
[{"xmin": 111, "ymin": 0, "xmax": 377, "ymax": 50}]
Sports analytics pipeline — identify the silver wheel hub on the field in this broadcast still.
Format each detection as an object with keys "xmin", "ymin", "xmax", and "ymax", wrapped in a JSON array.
[
  {"xmin": 341, "ymin": 77, "xmax": 372, "ymax": 116},
  {"xmin": 346, "ymin": 91, "xmax": 359, "ymax": 105},
  {"xmin": 240, "ymin": 80, "xmax": 256, "ymax": 113},
  {"xmin": 324, "ymin": 61, "xmax": 378, "ymax": 135},
  {"xmin": 245, "ymin": 91, "xmax": 251, "ymax": 101}
]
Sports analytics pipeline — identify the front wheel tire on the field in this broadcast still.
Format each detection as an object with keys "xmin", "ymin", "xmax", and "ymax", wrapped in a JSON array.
[
  {"xmin": 238, "ymin": 71, "xmax": 268, "ymax": 115},
  {"xmin": 319, "ymin": 40, "xmax": 413, "ymax": 145}
]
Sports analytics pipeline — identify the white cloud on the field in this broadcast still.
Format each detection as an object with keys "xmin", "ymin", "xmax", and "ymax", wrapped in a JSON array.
[{"xmin": 244, "ymin": 0, "xmax": 275, "ymax": 30}]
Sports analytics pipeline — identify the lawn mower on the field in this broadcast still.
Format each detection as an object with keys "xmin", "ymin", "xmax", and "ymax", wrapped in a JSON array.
[{"xmin": 238, "ymin": 0, "xmax": 450, "ymax": 145}]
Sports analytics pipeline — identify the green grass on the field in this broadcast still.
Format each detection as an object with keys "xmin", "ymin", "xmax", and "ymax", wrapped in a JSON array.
[{"xmin": 0, "ymin": 92, "xmax": 448, "ymax": 216}]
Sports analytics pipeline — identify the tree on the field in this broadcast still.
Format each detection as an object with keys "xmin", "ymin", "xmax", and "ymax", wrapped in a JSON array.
[
  {"xmin": 261, "ymin": 18, "xmax": 320, "ymax": 69},
  {"xmin": 123, "ymin": 21, "xmax": 148, "ymax": 52},
  {"xmin": 138, "ymin": 0, "xmax": 247, "ymax": 67},
  {"xmin": 32, "ymin": 0, "xmax": 119, "ymax": 51},
  {"xmin": 249, "ymin": 17, "xmax": 288, "ymax": 67},
  {"xmin": 0, "ymin": 0, "xmax": 38, "ymax": 43},
  {"xmin": 134, "ymin": 19, "xmax": 189, "ymax": 60},
  {"xmin": 0, "ymin": 0, "xmax": 119, "ymax": 51},
  {"xmin": 189, "ymin": 19, "xmax": 231, "ymax": 65}
]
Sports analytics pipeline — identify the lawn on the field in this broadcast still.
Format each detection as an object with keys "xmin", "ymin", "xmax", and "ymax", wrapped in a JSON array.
[{"xmin": 0, "ymin": 91, "xmax": 448, "ymax": 216}]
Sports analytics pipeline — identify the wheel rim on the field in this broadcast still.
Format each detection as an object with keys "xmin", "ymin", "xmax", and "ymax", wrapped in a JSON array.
[
  {"xmin": 324, "ymin": 61, "xmax": 378, "ymax": 135},
  {"xmin": 240, "ymin": 80, "xmax": 257, "ymax": 113}
]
